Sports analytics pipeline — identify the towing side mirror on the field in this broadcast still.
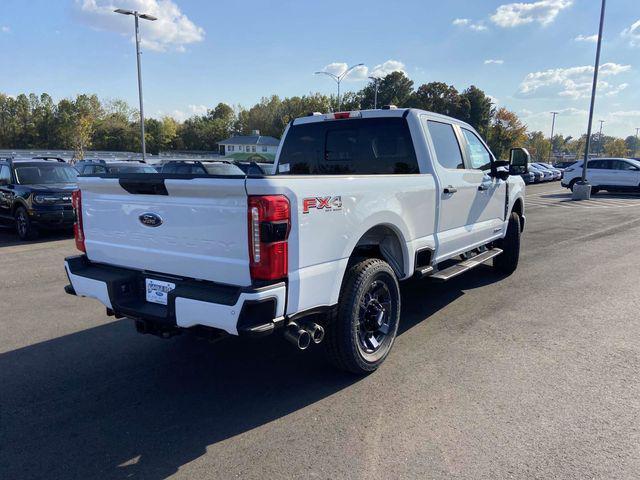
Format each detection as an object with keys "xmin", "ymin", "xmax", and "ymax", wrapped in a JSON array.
[{"xmin": 509, "ymin": 147, "xmax": 530, "ymax": 175}]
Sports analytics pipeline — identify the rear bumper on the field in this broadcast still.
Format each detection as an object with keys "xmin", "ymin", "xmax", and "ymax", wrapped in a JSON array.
[{"xmin": 64, "ymin": 255, "xmax": 286, "ymax": 336}]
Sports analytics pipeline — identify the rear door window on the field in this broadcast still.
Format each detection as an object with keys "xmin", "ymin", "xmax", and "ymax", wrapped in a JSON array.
[
  {"xmin": 278, "ymin": 117, "xmax": 419, "ymax": 175},
  {"xmin": 427, "ymin": 121, "xmax": 464, "ymax": 170}
]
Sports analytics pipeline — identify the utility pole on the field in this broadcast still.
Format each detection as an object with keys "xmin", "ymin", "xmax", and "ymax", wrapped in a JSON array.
[
  {"xmin": 315, "ymin": 63, "xmax": 364, "ymax": 111},
  {"xmin": 114, "ymin": 8, "xmax": 157, "ymax": 161},
  {"xmin": 368, "ymin": 76, "xmax": 381, "ymax": 109},
  {"xmin": 574, "ymin": 0, "xmax": 606, "ymax": 200},
  {"xmin": 635, "ymin": 127, "xmax": 639, "ymax": 157},
  {"xmin": 549, "ymin": 111, "xmax": 558, "ymax": 162},
  {"xmin": 598, "ymin": 120, "xmax": 605, "ymax": 156}
]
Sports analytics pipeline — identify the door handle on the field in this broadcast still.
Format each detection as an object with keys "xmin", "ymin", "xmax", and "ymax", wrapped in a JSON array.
[
  {"xmin": 478, "ymin": 183, "xmax": 490, "ymax": 191},
  {"xmin": 443, "ymin": 186, "xmax": 457, "ymax": 194}
]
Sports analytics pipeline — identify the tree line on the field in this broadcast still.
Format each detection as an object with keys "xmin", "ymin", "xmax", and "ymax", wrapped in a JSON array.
[{"xmin": 1, "ymin": 72, "xmax": 637, "ymax": 160}]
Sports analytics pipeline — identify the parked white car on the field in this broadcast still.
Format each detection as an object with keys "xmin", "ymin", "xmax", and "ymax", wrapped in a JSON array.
[
  {"xmin": 561, "ymin": 158, "xmax": 640, "ymax": 193},
  {"xmin": 64, "ymin": 108, "xmax": 529, "ymax": 374}
]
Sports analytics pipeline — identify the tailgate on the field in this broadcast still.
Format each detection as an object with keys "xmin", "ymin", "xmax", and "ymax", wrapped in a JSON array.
[{"xmin": 79, "ymin": 175, "xmax": 251, "ymax": 286}]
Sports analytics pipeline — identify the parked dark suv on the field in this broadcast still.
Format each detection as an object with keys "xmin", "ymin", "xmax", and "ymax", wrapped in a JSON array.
[{"xmin": 0, "ymin": 158, "xmax": 78, "ymax": 240}]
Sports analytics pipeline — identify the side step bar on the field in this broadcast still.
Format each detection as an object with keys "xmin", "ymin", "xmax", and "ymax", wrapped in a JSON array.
[{"xmin": 430, "ymin": 248, "xmax": 503, "ymax": 282}]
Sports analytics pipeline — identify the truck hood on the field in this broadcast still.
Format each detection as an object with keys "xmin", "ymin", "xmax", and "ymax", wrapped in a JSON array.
[{"xmin": 28, "ymin": 183, "xmax": 78, "ymax": 193}]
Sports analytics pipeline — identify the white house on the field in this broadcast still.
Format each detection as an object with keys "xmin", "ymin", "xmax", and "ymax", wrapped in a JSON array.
[{"xmin": 218, "ymin": 130, "xmax": 280, "ymax": 160}]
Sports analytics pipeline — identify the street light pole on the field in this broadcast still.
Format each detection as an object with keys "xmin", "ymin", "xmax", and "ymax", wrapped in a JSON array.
[
  {"xmin": 114, "ymin": 8, "xmax": 157, "ymax": 161},
  {"xmin": 597, "ymin": 120, "xmax": 605, "ymax": 156},
  {"xmin": 368, "ymin": 76, "xmax": 381, "ymax": 109},
  {"xmin": 549, "ymin": 111, "xmax": 558, "ymax": 162},
  {"xmin": 575, "ymin": 0, "xmax": 606, "ymax": 200},
  {"xmin": 315, "ymin": 63, "xmax": 364, "ymax": 111},
  {"xmin": 635, "ymin": 127, "xmax": 639, "ymax": 157}
]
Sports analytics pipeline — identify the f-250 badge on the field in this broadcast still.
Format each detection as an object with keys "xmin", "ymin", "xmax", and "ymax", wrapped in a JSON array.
[{"xmin": 302, "ymin": 196, "xmax": 342, "ymax": 214}]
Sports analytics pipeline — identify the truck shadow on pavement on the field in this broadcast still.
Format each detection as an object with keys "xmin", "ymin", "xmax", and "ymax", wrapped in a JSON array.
[
  {"xmin": 0, "ymin": 267, "xmax": 502, "ymax": 480},
  {"xmin": 0, "ymin": 226, "xmax": 72, "ymax": 248}
]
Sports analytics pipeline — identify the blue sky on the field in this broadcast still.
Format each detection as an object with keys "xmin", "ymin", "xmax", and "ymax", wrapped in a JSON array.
[{"xmin": 1, "ymin": 0, "xmax": 639, "ymax": 138}]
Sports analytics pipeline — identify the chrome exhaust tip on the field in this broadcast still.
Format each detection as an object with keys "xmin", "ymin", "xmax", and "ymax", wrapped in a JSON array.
[
  {"xmin": 307, "ymin": 323, "xmax": 325, "ymax": 344},
  {"xmin": 284, "ymin": 322, "xmax": 311, "ymax": 350}
]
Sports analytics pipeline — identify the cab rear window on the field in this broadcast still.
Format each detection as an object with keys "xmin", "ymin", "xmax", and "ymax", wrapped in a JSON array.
[{"xmin": 278, "ymin": 117, "xmax": 419, "ymax": 175}]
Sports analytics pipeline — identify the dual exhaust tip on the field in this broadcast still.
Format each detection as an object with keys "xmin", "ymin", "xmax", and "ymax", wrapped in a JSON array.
[{"xmin": 284, "ymin": 321, "xmax": 324, "ymax": 350}]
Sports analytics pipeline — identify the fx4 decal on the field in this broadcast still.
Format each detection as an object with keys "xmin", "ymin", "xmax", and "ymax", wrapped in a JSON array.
[{"xmin": 302, "ymin": 196, "xmax": 343, "ymax": 214}]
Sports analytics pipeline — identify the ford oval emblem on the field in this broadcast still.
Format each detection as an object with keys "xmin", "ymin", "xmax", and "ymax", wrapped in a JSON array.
[{"xmin": 139, "ymin": 212, "xmax": 163, "ymax": 227}]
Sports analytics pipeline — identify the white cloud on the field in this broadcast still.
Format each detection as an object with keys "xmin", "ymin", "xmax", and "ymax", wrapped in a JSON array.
[
  {"xmin": 518, "ymin": 63, "xmax": 631, "ymax": 99},
  {"xmin": 491, "ymin": 0, "xmax": 573, "ymax": 28},
  {"xmin": 522, "ymin": 107, "xmax": 588, "ymax": 119},
  {"xmin": 74, "ymin": 0, "xmax": 205, "ymax": 52},
  {"xmin": 453, "ymin": 18, "xmax": 470, "ymax": 26},
  {"xmin": 609, "ymin": 110, "xmax": 640, "ymax": 118},
  {"xmin": 574, "ymin": 34, "xmax": 597, "ymax": 43},
  {"xmin": 165, "ymin": 104, "xmax": 209, "ymax": 122},
  {"xmin": 604, "ymin": 83, "xmax": 629, "ymax": 97},
  {"xmin": 452, "ymin": 18, "xmax": 487, "ymax": 31},
  {"xmin": 487, "ymin": 95, "xmax": 500, "ymax": 105},
  {"xmin": 621, "ymin": 19, "xmax": 640, "ymax": 47},
  {"xmin": 369, "ymin": 60, "xmax": 406, "ymax": 78},
  {"xmin": 319, "ymin": 60, "xmax": 405, "ymax": 82},
  {"xmin": 187, "ymin": 104, "xmax": 208, "ymax": 115},
  {"xmin": 484, "ymin": 59, "xmax": 504, "ymax": 65},
  {"xmin": 1, "ymin": 26, "xmax": 10, "ymax": 33}
]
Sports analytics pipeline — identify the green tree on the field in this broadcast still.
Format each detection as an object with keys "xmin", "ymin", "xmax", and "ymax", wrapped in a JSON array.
[
  {"xmin": 624, "ymin": 135, "xmax": 638, "ymax": 157},
  {"xmin": 605, "ymin": 138, "xmax": 628, "ymax": 157},
  {"xmin": 408, "ymin": 82, "xmax": 470, "ymax": 120},
  {"xmin": 92, "ymin": 98, "xmax": 138, "ymax": 151},
  {"xmin": 358, "ymin": 72, "xmax": 414, "ymax": 109},
  {"xmin": 461, "ymin": 86, "xmax": 492, "ymax": 136},
  {"xmin": 487, "ymin": 108, "xmax": 527, "ymax": 160},
  {"xmin": 525, "ymin": 131, "xmax": 551, "ymax": 162}
]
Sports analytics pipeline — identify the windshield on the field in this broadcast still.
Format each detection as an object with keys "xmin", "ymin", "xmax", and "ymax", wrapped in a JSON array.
[
  {"xmin": 106, "ymin": 164, "xmax": 157, "ymax": 174},
  {"xmin": 15, "ymin": 164, "xmax": 78, "ymax": 184}
]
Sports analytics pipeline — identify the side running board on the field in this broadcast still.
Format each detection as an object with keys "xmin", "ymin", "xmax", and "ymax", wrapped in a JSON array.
[{"xmin": 430, "ymin": 248, "xmax": 503, "ymax": 282}]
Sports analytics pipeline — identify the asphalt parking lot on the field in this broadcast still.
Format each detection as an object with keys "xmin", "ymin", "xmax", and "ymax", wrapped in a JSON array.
[{"xmin": 2, "ymin": 182, "xmax": 640, "ymax": 480}]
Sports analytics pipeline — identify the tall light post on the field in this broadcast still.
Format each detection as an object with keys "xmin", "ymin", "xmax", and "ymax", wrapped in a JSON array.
[
  {"xmin": 315, "ymin": 63, "xmax": 364, "ymax": 111},
  {"xmin": 114, "ymin": 8, "xmax": 157, "ymax": 161},
  {"xmin": 635, "ymin": 128, "xmax": 639, "ymax": 157},
  {"xmin": 368, "ymin": 76, "xmax": 381, "ymax": 109},
  {"xmin": 575, "ymin": 0, "xmax": 606, "ymax": 200},
  {"xmin": 597, "ymin": 120, "xmax": 605, "ymax": 156},
  {"xmin": 548, "ymin": 111, "xmax": 558, "ymax": 162}
]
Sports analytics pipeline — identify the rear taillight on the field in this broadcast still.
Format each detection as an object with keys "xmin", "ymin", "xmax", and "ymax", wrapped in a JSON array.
[
  {"xmin": 248, "ymin": 195, "xmax": 290, "ymax": 281},
  {"xmin": 71, "ymin": 190, "xmax": 85, "ymax": 253}
]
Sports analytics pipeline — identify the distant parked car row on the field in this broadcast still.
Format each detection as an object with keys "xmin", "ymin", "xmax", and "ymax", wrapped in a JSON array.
[
  {"xmin": 519, "ymin": 162, "xmax": 563, "ymax": 184},
  {"xmin": 75, "ymin": 159, "xmax": 157, "ymax": 174},
  {"xmin": 74, "ymin": 158, "xmax": 276, "ymax": 175}
]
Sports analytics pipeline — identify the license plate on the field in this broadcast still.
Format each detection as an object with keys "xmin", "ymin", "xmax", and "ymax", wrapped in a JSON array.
[{"xmin": 145, "ymin": 278, "xmax": 175, "ymax": 305}]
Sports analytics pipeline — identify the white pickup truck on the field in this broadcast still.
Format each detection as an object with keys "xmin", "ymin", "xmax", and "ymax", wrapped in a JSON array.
[{"xmin": 64, "ymin": 107, "xmax": 529, "ymax": 374}]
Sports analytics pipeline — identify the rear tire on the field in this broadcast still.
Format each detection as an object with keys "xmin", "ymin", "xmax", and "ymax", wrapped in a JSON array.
[
  {"xmin": 325, "ymin": 258, "xmax": 400, "ymax": 375},
  {"xmin": 493, "ymin": 212, "xmax": 520, "ymax": 275},
  {"xmin": 14, "ymin": 206, "xmax": 39, "ymax": 240}
]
